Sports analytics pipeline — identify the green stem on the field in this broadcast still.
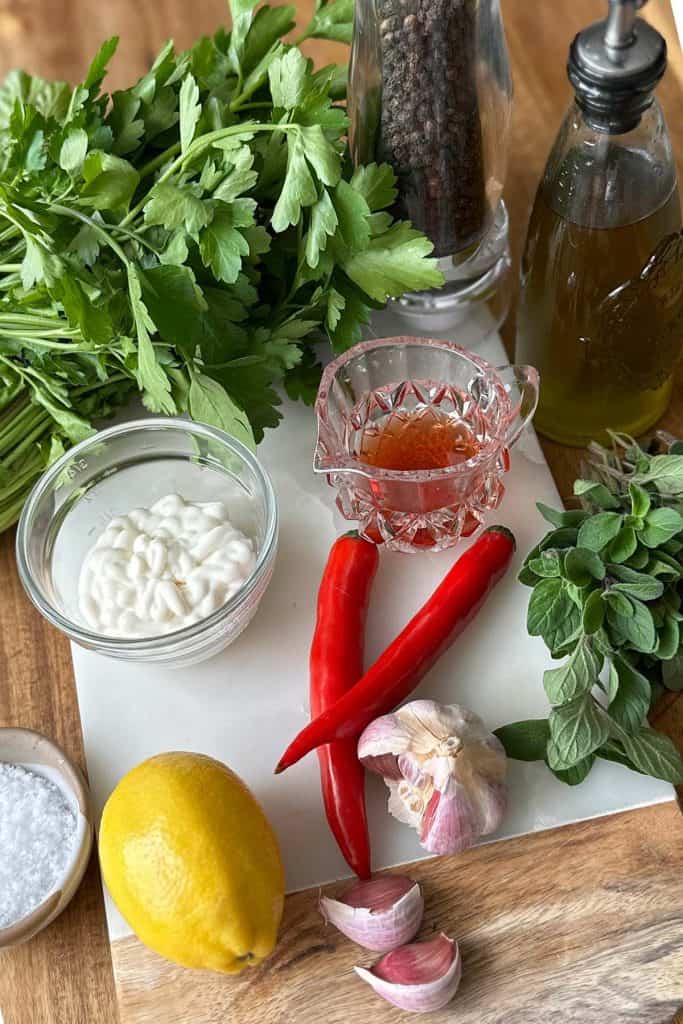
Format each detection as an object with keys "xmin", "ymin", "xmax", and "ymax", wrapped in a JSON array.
[
  {"xmin": 0, "ymin": 409, "xmax": 44, "ymax": 457},
  {"xmin": 0, "ymin": 451, "xmax": 46, "ymax": 498},
  {"xmin": 121, "ymin": 123, "xmax": 298, "ymax": 228},
  {"xmin": 0, "ymin": 403, "xmax": 40, "ymax": 452},
  {"xmin": 0, "ymin": 484, "xmax": 40, "ymax": 531},
  {"xmin": 0, "ymin": 332, "xmax": 91, "ymax": 348},
  {"xmin": 1, "ymin": 418, "xmax": 52, "ymax": 469},
  {"xmin": 0, "ymin": 224, "xmax": 20, "ymax": 241},
  {"xmin": 0, "ymin": 263, "xmax": 21, "ymax": 273},
  {"xmin": 230, "ymin": 101, "xmax": 273, "ymax": 112},
  {"xmin": 0, "ymin": 383, "xmax": 26, "ymax": 419},
  {"xmin": 71, "ymin": 373, "xmax": 130, "ymax": 398},
  {"xmin": 0, "ymin": 313, "xmax": 70, "ymax": 328},
  {"xmin": 109, "ymin": 224, "xmax": 161, "ymax": 254},
  {"xmin": 137, "ymin": 143, "xmax": 182, "ymax": 181},
  {"xmin": 50, "ymin": 205, "xmax": 131, "ymax": 266}
]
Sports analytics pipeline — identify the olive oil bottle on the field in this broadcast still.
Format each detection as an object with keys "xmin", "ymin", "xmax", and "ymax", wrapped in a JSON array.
[{"xmin": 516, "ymin": 0, "xmax": 683, "ymax": 446}]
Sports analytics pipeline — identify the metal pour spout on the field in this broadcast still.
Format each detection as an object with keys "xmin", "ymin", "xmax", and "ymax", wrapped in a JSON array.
[{"xmin": 604, "ymin": 0, "xmax": 646, "ymax": 50}]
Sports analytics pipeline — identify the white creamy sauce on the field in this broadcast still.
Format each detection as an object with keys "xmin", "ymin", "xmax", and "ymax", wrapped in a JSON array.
[{"xmin": 78, "ymin": 493, "xmax": 256, "ymax": 638}]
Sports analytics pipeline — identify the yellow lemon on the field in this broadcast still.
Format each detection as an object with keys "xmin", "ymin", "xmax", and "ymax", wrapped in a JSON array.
[{"xmin": 99, "ymin": 752, "xmax": 284, "ymax": 974}]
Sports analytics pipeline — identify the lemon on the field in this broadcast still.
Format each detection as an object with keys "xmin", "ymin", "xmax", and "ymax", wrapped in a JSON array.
[{"xmin": 99, "ymin": 752, "xmax": 284, "ymax": 974}]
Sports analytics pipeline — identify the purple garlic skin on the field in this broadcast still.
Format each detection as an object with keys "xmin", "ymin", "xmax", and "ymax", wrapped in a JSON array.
[
  {"xmin": 359, "ymin": 700, "xmax": 507, "ymax": 855},
  {"xmin": 354, "ymin": 933, "xmax": 462, "ymax": 1013},
  {"xmin": 320, "ymin": 875, "xmax": 424, "ymax": 952}
]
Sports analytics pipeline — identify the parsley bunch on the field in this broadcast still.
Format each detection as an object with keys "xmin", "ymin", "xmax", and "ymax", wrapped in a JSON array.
[
  {"xmin": 0, "ymin": 0, "xmax": 442, "ymax": 530},
  {"xmin": 496, "ymin": 434, "xmax": 683, "ymax": 787}
]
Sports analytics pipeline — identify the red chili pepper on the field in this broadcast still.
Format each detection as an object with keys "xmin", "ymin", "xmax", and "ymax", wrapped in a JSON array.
[
  {"xmin": 277, "ymin": 526, "xmax": 515, "ymax": 773},
  {"xmin": 310, "ymin": 531, "xmax": 379, "ymax": 879}
]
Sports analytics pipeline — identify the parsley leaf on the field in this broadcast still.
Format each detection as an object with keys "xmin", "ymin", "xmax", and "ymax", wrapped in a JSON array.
[
  {"xmin": 127, "ymin": 266, "xmax": 175, "ymax": 414},
  {"xmin": 199, "ymin": 203, "xmax": 253, "ymax": 284},
  {"xmin": 188, "ymin": 370, "xmax": 256, "ymax": 451},
  {"xmin": 344, "ymin": 222, "xmax": 441, "ymax": 302},
  {"xmin": 179, "ymin": 73, "xmax": 201, "ymax": 154}
]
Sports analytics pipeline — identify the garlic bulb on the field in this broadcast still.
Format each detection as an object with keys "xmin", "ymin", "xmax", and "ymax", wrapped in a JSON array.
[
  {"xmin": 320, "ymin": 875, "xmax": 424, "ymax": 952},
  {"xmin": 355, "ymin": 933, "xmax": 461, "ymax": 1012},
  {"xmin": 358, "ymin": 700, "xmax": 507, "ymax": 855}
]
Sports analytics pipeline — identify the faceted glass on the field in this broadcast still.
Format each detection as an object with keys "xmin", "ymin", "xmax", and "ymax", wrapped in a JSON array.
[{"xmin": 314, "ymin": 337, "xmax": 538, "ymax": 553}]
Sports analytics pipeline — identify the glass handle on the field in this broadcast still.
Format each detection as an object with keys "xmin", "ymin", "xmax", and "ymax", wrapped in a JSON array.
[{"xmin": 495, "ymin": 364, "xmax": 540, "ymax": 449}]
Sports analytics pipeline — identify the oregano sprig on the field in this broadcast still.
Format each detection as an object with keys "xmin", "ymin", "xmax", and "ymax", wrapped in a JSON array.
[{"xmin": 496, "ymin": 433, "xmax": 683, "ymax": 787}]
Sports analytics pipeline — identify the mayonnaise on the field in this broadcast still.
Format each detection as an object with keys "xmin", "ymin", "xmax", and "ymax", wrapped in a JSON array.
[{"xmin": 78, "ymin": 493, "xmax": 256, "ymax": 638}]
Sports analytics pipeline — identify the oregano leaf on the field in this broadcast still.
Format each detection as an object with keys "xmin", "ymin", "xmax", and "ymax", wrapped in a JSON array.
[
  {"xmin": 573, "ymin": 479, "xmax": 620, "ymax": 510},
  {"xmin": 528, "ymin": 549, "xmax": 563, "ymax": 578},
  {"xmin": 527, "ymin": 577, "xmax": 582, "ymax": 653},
  {"xmin": 543, "ymin": 637, "xmax": 602, "ymax": 705},
  {"xmin": 577, "ymin": 511, "xmax": 623, "ymax": 552},
  {"xmin": 620, "ymin": 727, "xmax": 683, "ymax": 784},
  {"xmin": 605, "ymin": 526, "xmax": 637, "ymax": 564},
  {"xmin": 564, "ymin": 547, "xmax": 605, "ymax": 586},
  {"xmin": 639, "ymin": 507, "xmax": 683, "ymax": 548},
  {"xmin": 629, "ymin": 483, "xmax": 651, "ymax": 519},
  {"xmin": 551, "ymin": 753, "xmax": 596, "ymax": 786},
  {"xmin": 536, "ymin": 503, "xmax": 588, "ymax": 528},
  {"xmin": 608, "ymin": 655, "xmax": 650, "ymax": 733},
  {"xmin": 547, "ymin": 695, "xmax": 610, "ymax": 770},
  {"xmin": 582, "ymin": 589, "xmax": 606, "ymax": 634},
  {"xmin": 493, "ymin": 720, "xmax": 549, "ymax": 761}
]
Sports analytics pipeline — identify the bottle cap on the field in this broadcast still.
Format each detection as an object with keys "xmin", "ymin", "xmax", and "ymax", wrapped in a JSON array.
[{"xmin": 568, "ymin": 0, "xmax": 667, "ymax": 132}]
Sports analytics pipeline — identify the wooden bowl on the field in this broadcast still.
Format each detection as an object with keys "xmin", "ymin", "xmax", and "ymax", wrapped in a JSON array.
[{"xmin": 0, "ymin": 727, "xmax": 94, "ymax": 948}]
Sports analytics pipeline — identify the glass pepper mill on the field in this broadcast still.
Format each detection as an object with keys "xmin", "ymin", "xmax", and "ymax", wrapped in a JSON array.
[
  {"xmin": 348, "ymin": 0, "xmax": 513, "ymax": 340},
  {"xmin": 516, "ymin": 0, "xmax": 683, "ymax": 446}
]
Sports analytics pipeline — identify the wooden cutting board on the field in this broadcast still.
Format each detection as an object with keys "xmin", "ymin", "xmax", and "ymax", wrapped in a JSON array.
[{"xmin": 108, "ymin": 803, "xmax": 683, "ymax": 1024}]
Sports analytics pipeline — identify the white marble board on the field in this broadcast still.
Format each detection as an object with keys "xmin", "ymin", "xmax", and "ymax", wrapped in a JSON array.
[{"xmin": 71, "ymin": 328, "xmax": 674, "ymax": 943}]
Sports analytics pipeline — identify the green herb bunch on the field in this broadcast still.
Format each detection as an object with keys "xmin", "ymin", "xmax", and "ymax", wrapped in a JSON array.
[
  {"xmin": 0, "ymin": 0, "xmax": 442, "ymax": 530},
  {"xmin": 496, "ymin": 433, "xmax": 683, "ymax": 787}
]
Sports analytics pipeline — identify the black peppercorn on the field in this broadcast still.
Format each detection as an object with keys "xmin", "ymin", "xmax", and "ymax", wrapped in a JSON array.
[{"xmin": 375, "ymin": 0, "xmax": 487, "ymax": 256}]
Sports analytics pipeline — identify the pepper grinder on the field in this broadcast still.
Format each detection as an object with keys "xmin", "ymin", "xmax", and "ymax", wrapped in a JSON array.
[
  {"xmin": 348, "ymin": 0, "xmax": 513, "ymax": 341},
  {"xmin": 516, "ymin": 0, "xmax": 683, "ymax": 446}
]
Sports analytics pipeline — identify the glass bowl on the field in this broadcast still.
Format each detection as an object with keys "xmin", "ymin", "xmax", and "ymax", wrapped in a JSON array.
[
  {"xmin": 314, "ymin": 336, "xmax": 539, "ymax": 552},
  {"xmin": 16, "ymin": 418, "xmax": 278, "ymax": 668}
]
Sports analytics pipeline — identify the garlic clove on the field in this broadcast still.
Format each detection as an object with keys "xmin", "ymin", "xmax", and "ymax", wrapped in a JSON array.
[
  {"xmin": 420, "ymin": 773, "xmax": 508, "ymax": 854},
  {"xmin": 354, "ymin": 933, "xmax": 462, "ymax": 1013},
  {"xmin": 358, "ymin": 700, "xmax": 507, "ymax": 855},
  {"xmin": 319, "ymin": 875, "xmax": 424, "ymax": 952}
]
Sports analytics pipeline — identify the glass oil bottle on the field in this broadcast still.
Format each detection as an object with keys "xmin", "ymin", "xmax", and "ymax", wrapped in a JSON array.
[{"xmin": 516, "ymin": 0, "xmax": 683, "ymax": 446}]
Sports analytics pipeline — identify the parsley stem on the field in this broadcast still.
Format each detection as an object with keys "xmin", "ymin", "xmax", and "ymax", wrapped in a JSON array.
[
  {"xmin": 2, "ymin": 417, "xmax": 52, "ymax": 468},
  {"xmin": 0, "ymin": 313, "xmax": 76, "ymax": 330},
  {"xmin": 137, "ymin": 144, "xmax": 182, "ymax": 181},
  {"xmin": 0, "ymin": 403, "xmax": 47, "ymax": 456},
  {"xmin": 0, "ymin": 457, "xmax": 46, "ymax": 503},
  {"xmin": 0, "ymin": 264, "xmax": 21, "ymax": 272},
  {"xmin": 0, "ymin": 333, "xmax": 88, "ymax": 348},
  {"xmin": 0, "ymin": 402, "xmax": 36, "ymax": 445},
  {"xmin": 121, "ymin": 123, "xmax": 298, "ymax": 228},
  {"xmin": 50, "ymin": 204, "xmax": 131, "ymax": 266},
  {"xmin": 230, "ymin": 102, "xmax": 272, "ymax": 112}
]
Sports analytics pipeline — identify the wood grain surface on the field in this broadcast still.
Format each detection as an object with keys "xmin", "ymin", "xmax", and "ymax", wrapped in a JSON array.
[
  {"xmin": 0, "ymin": 2, "xmax": 681, "ymax": 1023},
  {"xmin": 112, "ymin": 803, "xmax": 683, "ymax": 1024}
]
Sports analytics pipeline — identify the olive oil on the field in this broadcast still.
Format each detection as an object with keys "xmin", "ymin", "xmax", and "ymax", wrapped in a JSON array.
[
  {"xmin": 515, "ymin": 4, "xmax": 683, "ymax": 447},
  {"xmin": 517, "ymin": 179, "xmax": 683, "ymax": 446}
]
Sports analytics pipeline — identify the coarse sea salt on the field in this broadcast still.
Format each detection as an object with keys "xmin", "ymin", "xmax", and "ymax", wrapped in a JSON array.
[{"xmin": 0, "ymin": 761, "xmax": 77, "ymax": 929}]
